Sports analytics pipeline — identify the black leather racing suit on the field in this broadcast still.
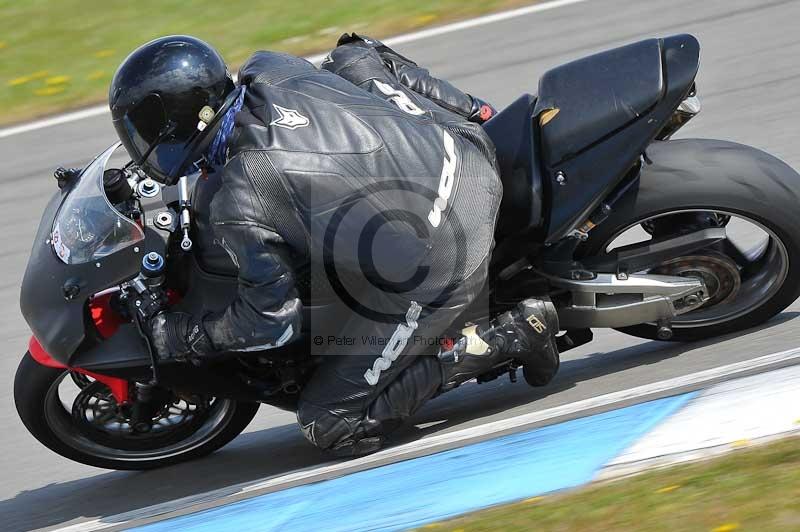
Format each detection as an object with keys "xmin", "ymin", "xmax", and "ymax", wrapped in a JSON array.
[{"xmin": 192, "ymin": 34, "xmax": 502, "ymax": 456}]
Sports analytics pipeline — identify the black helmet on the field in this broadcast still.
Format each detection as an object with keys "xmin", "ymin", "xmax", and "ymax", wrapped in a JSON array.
[{"xmin": 109, "ymin": 35, "xmax": 235, "ymax": 184}]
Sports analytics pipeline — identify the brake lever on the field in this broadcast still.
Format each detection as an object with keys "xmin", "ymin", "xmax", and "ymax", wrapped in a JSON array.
[{"xmin": 131, "ymin": 306, "xmax": 162, "ymax": 386}]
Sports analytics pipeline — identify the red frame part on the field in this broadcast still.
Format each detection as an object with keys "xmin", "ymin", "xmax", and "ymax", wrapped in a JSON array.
[
  {"xmin": 28, "ymin": 336, "xmax": 130, "ymax": 404},
  {"xmin": 89, "ymin": 292, "xmax": 126, "ymax": 339}
]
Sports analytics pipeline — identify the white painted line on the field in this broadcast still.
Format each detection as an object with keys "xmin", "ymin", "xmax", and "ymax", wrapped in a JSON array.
[
  {"xmin": 0, "ymin": 105, "xmax": 108, "ymax": 139},
  {"xmin": 598, "ymin": 429, "xmax": 800, "ymax": 481},
  {"xmin": 0, "ymin": 0, "xmax": 591, "ymax": 140},
  {"xmin": 600, "ymin": 364, "xmax": 800, "ymax": 478},
  {"xmin": 52, "ymin": 346, "xmax": 800, "ymax": 532}
]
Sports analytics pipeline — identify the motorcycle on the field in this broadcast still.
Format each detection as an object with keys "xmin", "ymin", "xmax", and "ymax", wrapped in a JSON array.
[{"xmin": 15, "ymin": 34, "xmax": 800, "ymax": 470}]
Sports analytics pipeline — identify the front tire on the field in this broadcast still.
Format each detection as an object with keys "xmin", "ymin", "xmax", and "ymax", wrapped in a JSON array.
[
  {"xmin": 14, "ymin": 352, "xmax": 259, "ymax": 470},
  {"xmin": 581, "ymin": 139, "xmax": 800, "ymax": 341}
]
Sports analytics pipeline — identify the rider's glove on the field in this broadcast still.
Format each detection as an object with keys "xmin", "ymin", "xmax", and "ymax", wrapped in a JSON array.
[
  {"xmin": 148, "ymin": 312, "xmax": 215, "ymax": 366},
  {"xmin": 468, "ymin": 96, "xmax": 496, "ymax": 124}
]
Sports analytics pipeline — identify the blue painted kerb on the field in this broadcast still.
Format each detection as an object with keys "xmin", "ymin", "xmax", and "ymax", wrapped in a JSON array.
[{"xmin": 135, "ymin": 393, "xmax": 695, "ymax": 532}]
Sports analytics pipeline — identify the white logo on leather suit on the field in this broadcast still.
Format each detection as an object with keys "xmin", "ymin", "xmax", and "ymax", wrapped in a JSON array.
[{"xmin": 270, "ymin": 104, "xmax": 310, "ymax": 130}]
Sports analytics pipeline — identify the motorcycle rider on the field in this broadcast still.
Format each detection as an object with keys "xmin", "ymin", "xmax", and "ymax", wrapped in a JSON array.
[{"xmin": 109, "ymin": 34, "xmax": 560, "ymax": 456}]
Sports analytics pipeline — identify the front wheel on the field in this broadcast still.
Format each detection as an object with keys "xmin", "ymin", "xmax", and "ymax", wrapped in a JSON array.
[
  {"xmin": 14, "ymin": 353, "xmax": 259, "ymax": 470},
  {"xmin": 580, "ymin": 139, "xmax": 800, "ymax": 341}
]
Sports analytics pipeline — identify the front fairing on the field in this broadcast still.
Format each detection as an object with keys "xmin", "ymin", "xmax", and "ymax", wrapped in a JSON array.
[{"xmin": 20, "ymin": 144, "xmax": 143, "ymax": 364}]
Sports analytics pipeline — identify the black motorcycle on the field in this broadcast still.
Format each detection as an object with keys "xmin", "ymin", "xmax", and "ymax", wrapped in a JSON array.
[{"xmin": 15, "ymin": 34, "xmax": 800, "ymax": 469}]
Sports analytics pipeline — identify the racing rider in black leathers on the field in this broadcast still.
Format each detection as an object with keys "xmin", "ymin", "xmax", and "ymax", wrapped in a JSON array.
[{"xmin": 109, "ymin": 34, "xmax": 560, "ymax": 457}]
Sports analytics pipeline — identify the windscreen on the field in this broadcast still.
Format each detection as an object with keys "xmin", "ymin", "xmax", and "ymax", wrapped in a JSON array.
[{"xmin": 51, "ymin": 143, "xmax": 144, "ymax": 264}]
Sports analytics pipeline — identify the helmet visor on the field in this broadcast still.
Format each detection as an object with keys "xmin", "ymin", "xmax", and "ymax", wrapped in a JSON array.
[{"xmin": 120, "ymin": 93, "xmax": 167, "ymax": 161}]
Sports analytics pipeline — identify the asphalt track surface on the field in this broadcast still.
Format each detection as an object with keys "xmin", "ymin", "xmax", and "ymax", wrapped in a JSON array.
[{"xmin": 2, "ymin": 0, "xmax": 800, "ymax": 530}]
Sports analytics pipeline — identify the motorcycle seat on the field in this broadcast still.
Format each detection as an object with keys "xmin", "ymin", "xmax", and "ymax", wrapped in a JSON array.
[{"xmin": 534, "ymin": 38, "xmax": 665, "ymax": 167}]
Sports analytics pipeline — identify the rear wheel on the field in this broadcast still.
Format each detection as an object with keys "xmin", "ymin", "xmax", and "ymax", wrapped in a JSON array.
[
  {"xmin": 14, "ymin": 352, "xmax": 259, "ymax": 470},
  {"xmin": 580, "ymin": 139, "xmax": 800, "ymax": 341}
]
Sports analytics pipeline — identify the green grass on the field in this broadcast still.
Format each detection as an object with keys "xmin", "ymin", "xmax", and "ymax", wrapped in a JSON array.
[
  {"xmin": 0, "ymin": 0, "xmax": 534, "ymax": 125},
  {"xmin": 421, "ymin": 436, "xmax": 800, "ymax": 532}
]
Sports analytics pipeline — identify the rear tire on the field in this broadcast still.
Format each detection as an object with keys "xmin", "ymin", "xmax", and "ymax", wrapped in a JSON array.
[
  {"xmin": 581, "ymin": 139, "xmax": 800, "ymax": 341},
  {"xmin": 14, "ymin": 352, "xmax": 259, "ymax": 470}
]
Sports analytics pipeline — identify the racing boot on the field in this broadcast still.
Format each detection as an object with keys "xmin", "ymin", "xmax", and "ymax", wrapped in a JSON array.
[{"xmin": 438, "ymin": 297, "xmax": 560, "ymax": 391}]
